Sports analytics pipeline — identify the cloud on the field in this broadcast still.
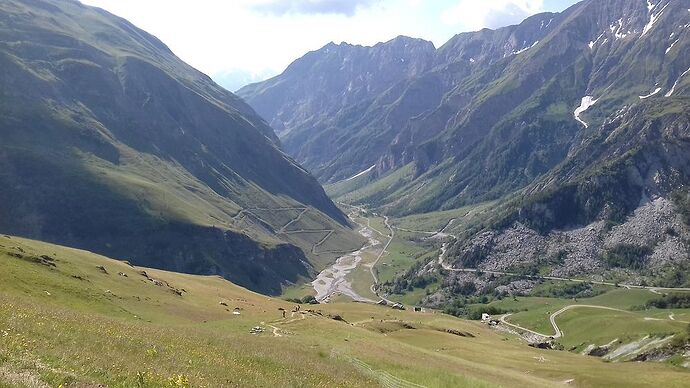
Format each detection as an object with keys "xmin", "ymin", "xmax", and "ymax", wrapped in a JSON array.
[
  {"xmin": 442, "ymin": 0, "xmax": 545, "ymax": 31},
  {"xmin": 248, "ymin": 0, "xmax": 379, "ymax": 16}
]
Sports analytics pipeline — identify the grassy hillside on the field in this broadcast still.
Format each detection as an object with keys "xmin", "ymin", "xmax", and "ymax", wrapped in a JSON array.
[
  {"xmin": 486, "ymin": 289, "xmax": 690, "ymax": 339},
  {"xmin": 2, "ymin": 235, "xmax": 690, "ymax": 387},
  {"xmin": 0, "ymin": 0, "xmax": 363, "ymax": 294}
]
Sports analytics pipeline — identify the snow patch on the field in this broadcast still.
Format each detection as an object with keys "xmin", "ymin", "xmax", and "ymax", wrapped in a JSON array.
[
  {"xmin": 639, "ymin": 87, "xmax": 662, "ymax": 99},
  {"xmin": 574, "ymin": 96, "xmax": 598, "ymax": 128},
  {"xmin": 642, "ymin": 3, "xmax": 669, "ymax": 37},
  {"xmin": 512, "ymin": 41, "xmax": 539, "ymax": 55},
  {"xmin": 666, "ymin": 67, "xmax": 690, "ymax": 97},
  {"xmin": 345, "ymin": 165, "xmax": 375, "ymax": 181},
  {"xmin": 540, "ymin": 18, "xmax": 553, "ymax": 30},
  {"xmin": 666, "ymin": 39, "xmax": 680, "ymax": 54},
  {"xmin": 589, "ymin": 32, "xmax": 605, "ymax": 50},
  {"xmin": 609, "ymin": 19, "xmax": 630, "ymax": 40}
]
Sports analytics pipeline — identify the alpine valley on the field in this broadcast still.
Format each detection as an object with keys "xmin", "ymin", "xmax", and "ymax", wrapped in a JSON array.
[
  {"xmin": 240, "ymin": 0, "xmax": 690, "ymax": 298},
  {"xmin": 2, "ymin": 0, "xmax": 690, "ymax": 387}
]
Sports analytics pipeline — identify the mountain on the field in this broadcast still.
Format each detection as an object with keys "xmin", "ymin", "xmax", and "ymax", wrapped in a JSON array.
[
  {"xmin": 240, "ymin": 0, "xmax": 690, "ymax": 211},
  {"xmin": 240, "ymin": 0, "xmax": 690, "ymax": 291},
  {"xmin": 0, "ymin": 0, "xmax": 363, "ymax": 295},
  {"xmin": 239, "ymin": 36, "xmax": 437, "ymax": 182},
  {"xmin": 440, "ymin": 99, "xmax": 690, "ymax": 289}
]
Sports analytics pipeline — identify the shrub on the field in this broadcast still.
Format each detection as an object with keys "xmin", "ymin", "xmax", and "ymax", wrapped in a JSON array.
[
  {"xmin": 442, "ymin": 298, "xmax": 509, "ymax": 319},
  {"xmin": 532, "ymin": 282, "xmax": 603, "ymax": 299},
  {"xmin": 646, "ymin": 294, "xmax": 690, "ymax": 309},
  {"xmin": 603, "ymin": 245, "xmax": 651, "ymax": 270},
  {"xmin": 671, "ymin": 190, "xmax": 690, "ymax": 225},
  {"xmin": 670, "ymin": 332, "xmax": 689, "ymax": 348},
  {"xmin": 301, "ymin": 295, "xmax": 319, "ymax": 304}
]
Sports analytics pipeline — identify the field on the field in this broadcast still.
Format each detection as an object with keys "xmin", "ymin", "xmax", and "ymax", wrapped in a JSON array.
[
  {"xmin": 2, "ymin": 235, "xmax": 690, "ymax": 387},
  {"xmin": 477, "ymin": 287, "xmax": 690, "ymax": 358}
]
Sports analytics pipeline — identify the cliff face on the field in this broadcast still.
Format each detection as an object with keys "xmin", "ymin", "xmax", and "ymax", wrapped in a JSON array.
[{"xmin": 449, "ymin": 101, "xmax": 690, "ymax": 280}]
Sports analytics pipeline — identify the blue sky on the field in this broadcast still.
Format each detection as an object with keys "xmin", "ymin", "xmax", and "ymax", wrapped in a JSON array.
[{"xmin": 81, "ymin": 0, "xmax": 581, "ymax": 91}]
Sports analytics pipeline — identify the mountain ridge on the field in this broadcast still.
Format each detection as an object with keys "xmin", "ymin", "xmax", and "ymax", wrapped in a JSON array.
[
  {"xmin": 239, "ymin": 0, "xmax": 690, "ymax": 295},
  {"xmin": 0, "ymin": 0, "xmax": 361, "ymax": 295}
]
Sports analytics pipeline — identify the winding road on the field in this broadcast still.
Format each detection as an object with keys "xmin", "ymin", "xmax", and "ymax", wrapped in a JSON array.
[
  {"xmin": 233, "ymin": 206, "xmax": 348, "ymax": 256},
  {"xmin": 369, "ymin": 215, "xmax": 394, "ymax": 300},
  {"xmin": 424, "ymin": 219, "xmax": 690, "ymax": 294},
  {"xmin": 500, "ymin": 305, "xmax": 631, "ymax": 340},
  {"xmin": 439, "ymin": 260, "xmax": 690, "ymax": 294},
  {"xmin": 311, "ymin": 203, "xmax": 690, "ymax": 306}
]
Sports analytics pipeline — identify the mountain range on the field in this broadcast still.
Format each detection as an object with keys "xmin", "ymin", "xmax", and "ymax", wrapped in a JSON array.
[
  {"xmin": 3, "ymin": 0, "xmax": 690, "ymax": 385},
  {"xmin": 240, "ymin": 0, "xmax": 690, "ymax": 293}
]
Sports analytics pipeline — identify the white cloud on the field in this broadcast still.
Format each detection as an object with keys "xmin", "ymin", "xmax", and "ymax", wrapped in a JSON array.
[
  {"xmin": 441, "ymin": 0, "xmax": 545, "ymax": 31},
  {"xmin": 248, "ymin": 0, "xmax": 379, "ymax": 16},
  {"xmin": 81, "ymin": 0, "xmax": 439, "ymax": 80},
  {"xmin": 80, "ymin": 0, "xmax": 573, "ymax": 90}
]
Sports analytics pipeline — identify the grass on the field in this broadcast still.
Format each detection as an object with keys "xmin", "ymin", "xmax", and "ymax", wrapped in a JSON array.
[
  {"xmin": 0, "ymin": 235, "xmax": 374, "ymax": 387},
  {"xmin": 375, "ymin": 239, "xmax": 429, "ymax": 284},
  {"xmin": 346, "ymin": 250, "xmax": 381, "ymax": 302},
  {"xmin": 365, "ymin": 216, "xmax": 389, "ymax": 238},
  {"xmin": 328, "ymin": 163, "xmax": 416, "ymax": 205},
  {"xmin": 479, "ymin": 288, "xmax": 690, "ymax": 351},
  {"xmin": 4, "ymin": 235, "xmax": 690, "ymax": 387},
  {"xmin": 391, "ymin": 201, "xmax": 498, "ymax": 240},
  {"xmin": 554, "ymin": 308, "xmax": 686, "ymax": 349},
  {"xmin": 280, "ymin": 283, "xmax": 316, "ymax": 301},
  {"xmin": 387, "ymin": 285, "xmax": 439, "ymax": 307}
]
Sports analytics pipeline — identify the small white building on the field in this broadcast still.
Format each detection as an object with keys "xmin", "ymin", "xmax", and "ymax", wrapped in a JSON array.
[{"xmin": 481, "ymin": 313, "xmax": 491, "ymax": 321}]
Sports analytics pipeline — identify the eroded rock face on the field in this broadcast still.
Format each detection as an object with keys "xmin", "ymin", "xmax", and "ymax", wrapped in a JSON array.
[
  {"xmin": 451, "ymin": 197, "xmax": 690, "ymax": 280},
  {"xmin": 546, "ymin": 222, "xmax": 607, "ymax": 277},
  {"xmin": 605, "ymin": 198, "xmax": 682, "ymax": 249},
  {"xmin": 478, "ymin": 224, "xmax": 547, "ymax": 272}
]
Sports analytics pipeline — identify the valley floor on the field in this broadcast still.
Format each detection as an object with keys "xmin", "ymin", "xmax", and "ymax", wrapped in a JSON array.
[
  {"xmin": 311, "ymin": 204, "xmax": 393, "ymax": 304},
  {"xmin": 302, "ymin": 203, "xmax": 690, "ymax": 375}
]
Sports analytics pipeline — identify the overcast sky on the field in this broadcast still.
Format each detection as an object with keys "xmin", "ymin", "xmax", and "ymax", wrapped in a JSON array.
[{"xmin": 81, "ymin": 0, "xmax": 581, "ymax": 91}]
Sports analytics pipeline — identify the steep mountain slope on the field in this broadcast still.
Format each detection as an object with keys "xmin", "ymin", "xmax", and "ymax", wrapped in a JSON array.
[
  {"xmin": 443, "ymin": 99, "xmax": 690, "ymax": 283},
  {"xmin": 241, "ymin": 0, "xmax": 690, "ymax": 214},
  {"xmin": 241, "ymin": 0, "xmax": 690, "ymax": 292},
  {"xmin": 239, "ymin": 36, "xmax": 437, "ymax": 182},
  {"xmin": 379, "ymin": 0, "xmax": 690, "ymax": 214},
  {"xmin": 0, "ymin": 0, "xmax": 362, "ymax": 295}
]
